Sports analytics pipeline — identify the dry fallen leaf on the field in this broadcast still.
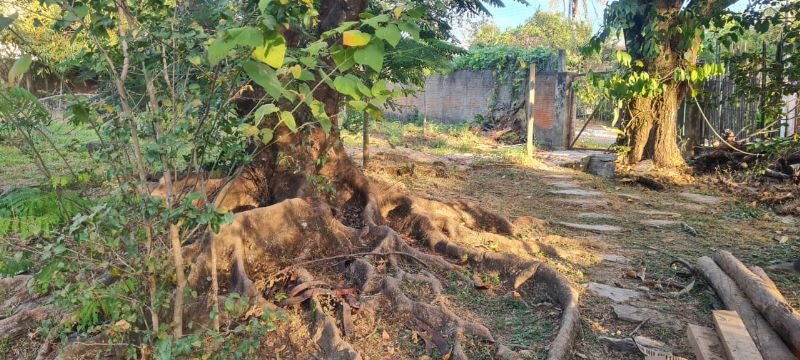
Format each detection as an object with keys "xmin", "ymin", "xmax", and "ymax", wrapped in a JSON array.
[
  {"xmin": 382, "ymin": 330, "xmax": 390, "ymax": 341},
  {"xmin": 115, "ymin": 319, "xmax": 131, "ymax": 331}
]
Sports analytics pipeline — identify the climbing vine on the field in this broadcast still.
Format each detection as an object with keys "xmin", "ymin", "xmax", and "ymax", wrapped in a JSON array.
[{"xmin": 451, "ymin": 46, "xmax": 557, "ymax": 128}]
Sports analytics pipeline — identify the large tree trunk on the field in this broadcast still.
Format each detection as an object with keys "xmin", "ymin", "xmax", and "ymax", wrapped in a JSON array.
[
  {"xmin": 627, "ymin": 84, "xmax": 685, "ymax": 167},
  {"xmin": 620, "ymin": 0, "xmax": 699, "ymax": 169}
]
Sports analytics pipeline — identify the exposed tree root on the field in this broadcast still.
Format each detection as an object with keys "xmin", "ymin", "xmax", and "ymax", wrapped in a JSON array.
[
  {"xmin": 174, "ymin": 165, "xmax": 580, "ymax": 359},
  {"xmin": 0, "ymin": 304, "xmax": 52, "ymax": 342}
]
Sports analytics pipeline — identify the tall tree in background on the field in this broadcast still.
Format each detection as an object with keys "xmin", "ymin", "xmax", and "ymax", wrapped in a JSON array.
[
  {"xmin": 588, "ymin": 0, "xmax": 736, "ymax": 167},
  {"xmin": 471, "ymin": 11, "xmax": 592, "ymax": 50}
]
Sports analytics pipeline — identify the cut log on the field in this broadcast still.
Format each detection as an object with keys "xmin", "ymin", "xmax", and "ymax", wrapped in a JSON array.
[
  {"xmin": 686, "ymin": 324, "xmax": 725, "ymax": 360},
  {"xmin": 713, "ymin": 250, "xmax": 800, "ymax": 357},
  {"xmin": 749, "ymin": 266, "xmax": 786, "ymax": 301},
  {"xmin": 712, "ymin": 310, "xmax": 763, "ymax": 360},
  {"xmin": 696, "ymin": 256, "xmax": 795, "ymax": 360}
]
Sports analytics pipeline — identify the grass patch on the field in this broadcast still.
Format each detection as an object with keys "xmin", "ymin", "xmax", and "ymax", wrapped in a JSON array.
[
  {"xmin": 0, "ymin": 119, "xmax": 98, "ymax": 188},
  {"xmin": 446, "ymin": 284, "xmax": 555, "ymax": 360}
]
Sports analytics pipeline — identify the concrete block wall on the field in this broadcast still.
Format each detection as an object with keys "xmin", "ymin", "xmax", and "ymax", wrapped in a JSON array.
[
  {"xmin": 386, "ymin": 70, "xmax": 519, "ymax": 124},
  {"xmin": 386, "ymin": 69, "xmax": 574, "ymax": 150}
]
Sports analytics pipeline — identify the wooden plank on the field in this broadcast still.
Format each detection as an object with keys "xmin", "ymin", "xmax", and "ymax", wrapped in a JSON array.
[
  {"xmin": 686, "ymin": 324, "xmax": 726, "ymax": 360},
  {"xmin": 713, "ymin": 310, "xmax": 764, "ymax": 360}
]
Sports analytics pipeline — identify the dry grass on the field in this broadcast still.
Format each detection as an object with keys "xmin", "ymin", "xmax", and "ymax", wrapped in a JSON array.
[{"xmin": 354, "ymin": 121, "xmax": 799, "ymax": 359}]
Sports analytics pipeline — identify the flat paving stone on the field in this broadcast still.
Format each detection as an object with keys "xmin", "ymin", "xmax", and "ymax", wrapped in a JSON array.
[
  {"xmin": 586, "ymin": 282, "xmax": 641, "ymax": 302},
  {"xmin": 602, "ymin": 254, "xmax": 631, "ymax": 264},
  {"xmin": 678, "ymin": 192, "xmax": 723, "ymax": 204},
  {"xmin": 559, "ymin": 198, "xmax": 610, "ymax": 207},
  {"xmin": 617, "ymin": 193, "xmax": 642, "ymax": 201},
  {"xmin": 635, "ymin": 209, "xmax": 681, "ymax": 217},
  {"xmin": 549, "ymin": 181, "xmax": 582, "ymax": 188},
  {"xmin": 558, "ymin": 222, "xmax": 622, "ymax": 233},
  {"xmin": 640, "ymin": 219, "xmax": 682, "ymax": 227},
  {"xmin": 613, "ymin": 304, "xmax": 683, "ymax": 330},
  {"xmin": 578, "ymin": 212, "xmax": 615, "ymax": 219},
  {"xmin": 549, "ymin": 189, "xmax": 603, "ymax": 196},
  {"xmin": 542, "ymin": 174, "xmax": 574, "ymax": 179}
]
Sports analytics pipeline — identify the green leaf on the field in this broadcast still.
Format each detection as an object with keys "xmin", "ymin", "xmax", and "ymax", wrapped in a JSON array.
[
  {"xmin": 363, "ymin": 14, "xmax": 389, "ymax": 28},
  {"xmin": 331, "ymin": 21, "xmax": 358, "ymax": 34},
  {"xmin": 68, "ymin": 103, "xmax": 90, "ymax": 124},
  {"xmin": 8, "ymin": 54, "xmax": 32, "ymax": 85},
  {"xmin": 347, "ymin": 100, "xmax": 367, "ymax": 111},
  {"xmin": 208, "ymin": 27, "xmax": 264, "ymax": 65},
  {"xmin": 371, "ymin": 80, "xmax": 389, "ymax": 96},
  {"xmin": 260, "ymin": 128, "xmax": 273, "ymax": 144},
  {"xmin": 331, "ymin": 47, "xmax": 356, "ymax": 71},
  {"xmin": 343, "ymin": 30, "xmax": 371, "ymax": 47},
  {"xmin": 305, "ymin": 41, "xmax": 326, "ymax": 55},
  {"xmin": 332, "ymin": 75, "xmax": 361, "ymax": 99},
  {"xmin": 73, "ymin": 5, "xmax": 89, "ymax": 18},
  {"xmin": 354, "ymin": 40, "xmax": 384, "ymax": 72},
  {"xmin": 375, "ymin": 24, "xmax": 401, "ymax": 47},
  {"xmin": 251, "ymin": 32, "xmax": 286, "ymax": 69},
  {"xmin": 242, "ymin": 61, "xmax": 282, "ymax": 99},
  {"xmin": 298, "ymin": 70, "xmax": 315, "ymax": 81},
  {"xmin": 356, "ymin": 81, "xmax": 371, "ymax": 97},
  {"xmin": 254, "ymin": 104, "xmax": 279, "ymax": 123},
  {"xmin": 365, "ymin": 104, "xmax": 384, "ymax": 121},
  {"xmin": 258, "ymin": 0, "xmax": 271, "ymax": 14},
  {"xmin": 280, "ymin": 111, "xmax": 296, "ymax": 132},
  {"xmin": 398, "ymin": 21, "xmax": 420, "ymax": 39},
  {"xmin": 0, "ymin": 13, "xmax": 18, "ymax": 31},
  {"xmin": 318, "ymin": 116, "xmax": 332, "ymax": 134},
  {"xmin": 310, "ymin": 100, "xmax": 331, "ymax": 134}
]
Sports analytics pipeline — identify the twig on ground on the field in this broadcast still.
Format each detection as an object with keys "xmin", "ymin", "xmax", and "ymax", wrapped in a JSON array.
[{"xmin": 628, "ymin": 318, "xmax": 650, "ymax": 337}]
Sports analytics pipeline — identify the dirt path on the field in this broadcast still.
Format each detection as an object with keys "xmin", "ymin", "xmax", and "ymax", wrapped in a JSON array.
[{"xmin": 355, "ymin": 143, "xmax": 800, "ymax": 359}]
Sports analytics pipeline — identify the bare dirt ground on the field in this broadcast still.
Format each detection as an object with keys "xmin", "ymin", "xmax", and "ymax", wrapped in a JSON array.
[{"xmin": 343, "ymin": 123, "xmax": 799, "ymax": 359}]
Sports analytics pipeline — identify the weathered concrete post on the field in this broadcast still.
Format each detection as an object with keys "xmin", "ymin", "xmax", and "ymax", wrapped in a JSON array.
[{"xmin": 526, "ymin": 67, "xmax": 536, "ymax": 157}]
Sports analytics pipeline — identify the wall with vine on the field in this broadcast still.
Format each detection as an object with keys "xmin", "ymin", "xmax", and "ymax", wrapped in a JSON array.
[{"xmin": 449, "ymin": 46, "xmax": 558, "ymax": 126}]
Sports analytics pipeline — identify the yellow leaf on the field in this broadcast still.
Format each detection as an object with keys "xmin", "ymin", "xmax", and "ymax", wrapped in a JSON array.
[
  {"xmin": 393, "ymin": 6, "xmax": 404, "ymax": 18},
  {"xmin": 189, "ymin": 56, "xmax": 202, "ymax": 66},
  {"xmin": 289, "ymin": 64, "xmax": 302, "ymax": 79},
  {"xmin": 342, "ymin": 30, "xmax": 371, "ymax": 47},
  {"xmin": 243, "ymin": 125, "xmax": 259, "ymax": 137}
]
